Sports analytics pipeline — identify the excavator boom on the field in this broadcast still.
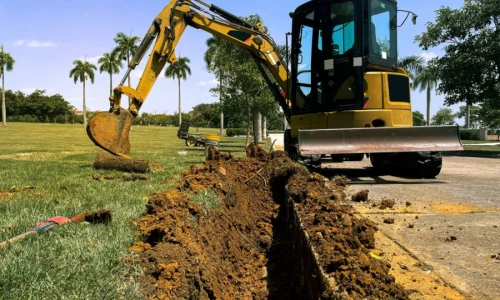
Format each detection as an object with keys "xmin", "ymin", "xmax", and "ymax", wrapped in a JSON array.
[
  {"xmin": 87, "ymin": 0, "xmax": 462, "ymax": 170},
  {"xmin": 87, "ymin": 0, "xmax": 292, "ymax": 156}
]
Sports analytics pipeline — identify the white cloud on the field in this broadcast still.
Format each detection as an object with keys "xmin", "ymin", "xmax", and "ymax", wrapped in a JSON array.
[
  {"xmin": 420, "ymin": 51, "xmax": 438, "ymax": 62},
  {"xmin": 199, "ymin": 79, "xmax": 218, "ymax": 86},
  {"xmin": 13, "ymin": 40, "xmax": 57, "ymax": 47},
  {"xmin": 78, "ymin": 55, "xmax": 102, "ymax": 65}
]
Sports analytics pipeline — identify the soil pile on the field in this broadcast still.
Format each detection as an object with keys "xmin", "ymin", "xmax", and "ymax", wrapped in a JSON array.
[{"xmin": 130, "ymin": 147, "xmax": 409, "ymax": 299}]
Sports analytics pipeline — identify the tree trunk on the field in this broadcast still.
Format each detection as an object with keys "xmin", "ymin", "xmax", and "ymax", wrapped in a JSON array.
[
  {"xmin": 253, "ymin": 112, "xmax": 262, "ymax": 144},
  {"xmin": 466, "ymin": 102, "xmax": 471, "ymax": 129},
  {"xmin": 219, "ymin": 73, "xmax": 224, "ymax": 136},
  {"xmin": 245, "ymin": 102, "xmax": 251, "ymax": 146},
  {"xmin": 262, "ymin": 116, "xmax": 267, "ymax": 140},
  {"xmin": 127, "ymin": 54, "xmax": 131, "ymax": 107},
  {"xmin": 109, "ymin": 71, "xmax": 113, "ymax": 97},
  {"xmin": 178, "ymin": 77, "xmax": 182, "ymax": 126},
  {"xmin": 426, "ymin": 85, "xmax": 431, "ymax": 126},
  {"xmin": 1, "ymin": 65, "xmax": 6, "ymax": 127},
  {"xmin": 83, "ymin": 79, "xmax": 87, "ymax": 128}
]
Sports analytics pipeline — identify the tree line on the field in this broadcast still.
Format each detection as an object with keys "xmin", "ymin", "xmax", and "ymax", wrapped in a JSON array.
[
  {"xmin": 131, "ymin": 102, "xmax": 284, "ymax": 131},
  {"xmin": 2, "ymin": 0, "xmax": 498, "ymax": 135},
  {"xmin": 0, "ymin": 89, "xmax": 76, "ymax": 123}
]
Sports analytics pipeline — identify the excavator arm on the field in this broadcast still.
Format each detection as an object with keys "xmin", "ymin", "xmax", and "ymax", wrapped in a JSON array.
[{"xmin": 87, "ymin": 0, "xmax": 295, "ymax": 156}]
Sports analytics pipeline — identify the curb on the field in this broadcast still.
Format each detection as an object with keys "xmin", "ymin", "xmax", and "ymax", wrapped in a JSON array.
[{"xmin": 443, "ymin": 150, "xmax": 500, "ymax": 159}]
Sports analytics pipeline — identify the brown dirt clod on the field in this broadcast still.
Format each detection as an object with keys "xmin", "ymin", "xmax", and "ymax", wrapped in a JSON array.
[
  {"xmin": 384, "ymin": 218, "xmax": 396, "ymax": 224},
  {"xmin": 205, "ymin": 146, "xmax": 220, "ymax": 161},
  {"xmin": 351, "ymin": 189, "xmax": 369, "ymax": 202},
  {"xmin": 379, "ymin": 199, "xmax": 396, "ymax": 210},
  {"xmin": 130, "ymin": 149, "xmax": 409, "ymax": 299},
  {"xmin": 83, "ymin": 209, "xmax": 112, "ymax": 224}
]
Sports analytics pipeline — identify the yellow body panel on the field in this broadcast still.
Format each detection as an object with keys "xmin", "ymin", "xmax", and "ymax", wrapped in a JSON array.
[
  {"xmin": 291, "ymin": 110, "xmax": 412, "ymax": 138},
  {"xmin": 291, "ymin": 71, "xmax": 413, "ymax": 138}
]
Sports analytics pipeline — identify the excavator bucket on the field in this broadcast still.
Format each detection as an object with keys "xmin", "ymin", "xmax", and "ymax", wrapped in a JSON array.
[
  {"xmin": 298, "ymin": 125, "xmax": 463, "ymax": 155},
  {"xmin": 86, "ymin": 110, "xmax": 133, "ymax": 157}
]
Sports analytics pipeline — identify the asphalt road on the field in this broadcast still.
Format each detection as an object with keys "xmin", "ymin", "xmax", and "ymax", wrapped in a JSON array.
[{"xmin": 321, "ymin": 156, "xmax": 500, "ymax": 300}]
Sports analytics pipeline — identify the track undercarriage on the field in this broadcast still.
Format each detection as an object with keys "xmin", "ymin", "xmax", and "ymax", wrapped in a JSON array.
[{"xmin": 284, "ymin": 129, "xmax": 445, "ymax": 179}]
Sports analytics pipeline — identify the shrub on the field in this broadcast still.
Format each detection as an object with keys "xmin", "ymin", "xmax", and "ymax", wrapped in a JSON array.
[{"xmin": 460, "ymin": 129, "xmax": 480, "ymax": 141}]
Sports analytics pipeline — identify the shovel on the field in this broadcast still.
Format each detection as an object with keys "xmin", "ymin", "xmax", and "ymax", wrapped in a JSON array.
[{"xmin": 0, "ymin": 210, "xmax": 112, "ymax": 249}]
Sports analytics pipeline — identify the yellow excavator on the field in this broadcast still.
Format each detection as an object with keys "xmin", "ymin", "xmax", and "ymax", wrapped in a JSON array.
[{"xmin": 87, "ymin": 0, "xmax": 463, "ymax": 178}]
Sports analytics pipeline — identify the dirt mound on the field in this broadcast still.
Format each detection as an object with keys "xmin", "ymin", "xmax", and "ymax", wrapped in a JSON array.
[
  {"xmin": 130, "ymin": 149, "xmax": 409, "ymax": 299},
  {"xmin": 245, "ymin": 143, "xmax": 269, "ymax": 161}
]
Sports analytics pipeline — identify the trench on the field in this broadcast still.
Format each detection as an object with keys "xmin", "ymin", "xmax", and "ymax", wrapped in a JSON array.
[
  {"xmin": 266, "ymin": 175, "xmax": 331, "ymax": 299},
  {"xmin": 131, "ymin": 150, "xmax": 408, "ymax": 299}
]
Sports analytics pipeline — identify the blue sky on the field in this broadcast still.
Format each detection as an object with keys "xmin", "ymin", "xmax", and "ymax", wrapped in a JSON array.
[{"xmin": 0, "ymin": 0, "xmax": 465, "ymax": 123}]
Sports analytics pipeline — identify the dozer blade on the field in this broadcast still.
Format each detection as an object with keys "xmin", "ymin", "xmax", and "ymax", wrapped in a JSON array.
[
  {"xmin": 298, "ymin": 125, "xmax": 463, "ymax": 155},
  {"xmin": 86, "ymin": 110, "xmax": 133, "ymax": 157}
]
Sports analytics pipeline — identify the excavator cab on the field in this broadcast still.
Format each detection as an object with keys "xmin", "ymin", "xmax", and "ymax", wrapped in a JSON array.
[
  {"xmin": 286, "ymin": 0, "xmax": 463, "ymax": 176},
  {"xmin": 291, "ymin": 0, "xmax": 398, "ymax": 112}
]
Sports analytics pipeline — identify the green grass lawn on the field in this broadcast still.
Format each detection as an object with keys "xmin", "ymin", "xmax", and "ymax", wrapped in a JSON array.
[
  {"xmin": 461, "ymin": 140, "xmax": 500, "ymax": 151},
  {"xmin": 0, "ymin": 122, "xmax": 257, "ymax": 300}
]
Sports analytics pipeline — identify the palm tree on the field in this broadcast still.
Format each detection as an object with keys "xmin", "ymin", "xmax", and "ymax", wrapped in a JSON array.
[
  {"xmin": 204, "ymin": 36, "xmax": 225, "ymax": 135},
  {"xmin": 69, "ymin": 59, "xmax": 97, "ymax": 127},
  {"xmin": 398, "ymin": 55, "xmax": 424, "ymax": 83},
  {"xmin": 113, "ymin": 32, "xmax": 141, "ymax": 106},
  {"xmin": 413, "ymin": 65, "xmax": 440, "ymax": 126},
  {"xmin": 165, "ymin": 55, "xmax": 191, "ymax": 126},
  {"xmin": 0, "ymin": 45, "xmax": 15, "ymax": 127},
  {"xmin": 98, "ymin": 49, "xmax": 123, "ymax": 97}
]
